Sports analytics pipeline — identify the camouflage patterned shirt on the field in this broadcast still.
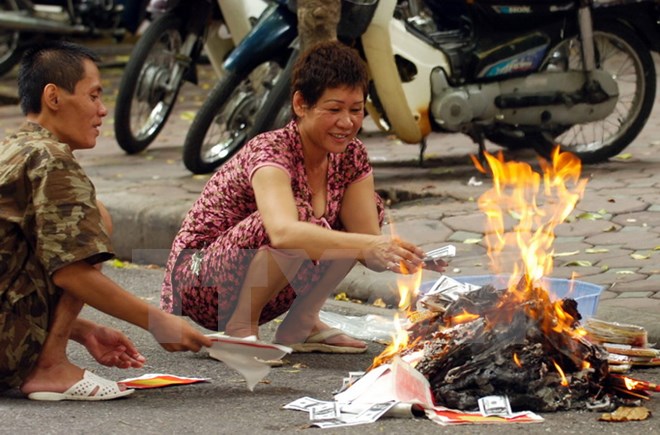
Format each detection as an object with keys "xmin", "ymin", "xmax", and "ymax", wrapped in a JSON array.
[{"xmin": 0, "ymin": 121, "xmax": 114, "ymax": 310}]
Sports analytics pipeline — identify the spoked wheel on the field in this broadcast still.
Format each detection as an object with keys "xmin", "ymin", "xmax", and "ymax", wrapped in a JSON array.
[
  {"xmin": 0, "ymin": 0, "xmax": 24, "ymax": 76},
  {"xmin": 114, "ymin": 12, "xmax": 189, "ymax": 153},
  {"xmin": 183, "ymin": 60, "xmax": 284, "ymax": 174},
  {"xmin": 528, "ymin": 22, "xmax": 656, "ymax": 163}
]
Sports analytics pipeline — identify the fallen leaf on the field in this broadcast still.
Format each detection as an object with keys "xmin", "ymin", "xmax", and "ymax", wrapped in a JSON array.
[
  {"xmin": 564, "ymin": 260, "xmax": 593, "ymax": 267},
  {"xmin": 334, "ymin": 292, "xmax": 350, "ymax": 302},
  {"xmin": 292, "ymin": 363, "xmax": 308, "ymax": 369},
  {"xmin": 585, "ymin": 248, "xmax": 610, "ymax": 254},
  {"xmin": 616, "ymin": 270, "xmax": 635, "ymax": 275},
  {"xmin": 508, "ymin": 210, "xmax": 522, "ymax": 220},
  {"xmin": 553, "ymin": 250, "xmax": 580, "ymax": 257},
  {"xmin": 180, "ymin": 111, "xmax": 196, "ymax": 121},
  {"xmin": 613, "ymin": 153, "xmax": 634, "ymax": 161},
  {"xmin": 603, "ymin": 225, "xmax": 618, "ymax": 232},
  {"xmin": 109, "ymin": 258, "xmax": 126, "ymax": 268},
  {"xmin": 463, "ymin": 238, "xmax": 482, "ymax": 244},
  {"xmin": 577, "ymin": 212, "xmax": 604, "ymax": 220},
  {"xmin": 630, "ymin": 254, "xmax": 650, "ymax": 260},
  {"xmin": 599, "ymin": 406, "xmax": 650, "ymax": 422},
  {"xmin": 372, "ymin": 298, "xmax": 387, "ymax": 308}
]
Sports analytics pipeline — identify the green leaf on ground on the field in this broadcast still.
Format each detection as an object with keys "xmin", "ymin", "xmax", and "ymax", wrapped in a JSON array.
[
  {"xmin": 463, "ymin": 238, "xmax": 482, "ymax": 244},
  {"xmin": 553, "ymin": 250, "xmax": 580, "ymax": 257},
  {"xmin": 564, "ymin": 260, "xmax": 593, "ymax": 267},
  {"xmin": 180, "ymin": 111, "xmax": 196, "ymax": 121},
  {"xmin": 585, "ymin": 248, "xmax": 610, "ymax": 254},
  {"xmin": 577, "ymin": 212, "xmax": 604, "ymax": 220},
  {"xmin": 613, "ymin": 153, "xmax": 633, "ymax": 161}
]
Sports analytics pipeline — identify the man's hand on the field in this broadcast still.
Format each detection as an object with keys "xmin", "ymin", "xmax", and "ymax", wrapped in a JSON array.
[{"xmin": 81, "ymin": 325, "xmax": 146, "ymax": 369}]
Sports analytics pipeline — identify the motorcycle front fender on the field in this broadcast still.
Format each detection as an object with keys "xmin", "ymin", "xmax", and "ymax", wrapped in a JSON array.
[{"xmin": 223, "ymin": 3, "xmax": 297, "ymax": 73}]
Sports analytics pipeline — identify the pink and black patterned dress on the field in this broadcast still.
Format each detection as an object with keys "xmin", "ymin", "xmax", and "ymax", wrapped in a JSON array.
[{"xmin": 161, "ymin": 121, "xmax": 383, "ymax": 331}]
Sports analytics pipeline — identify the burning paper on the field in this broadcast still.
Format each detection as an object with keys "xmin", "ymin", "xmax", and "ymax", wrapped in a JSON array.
[{"xmin": 367, "ymin": 149, "xmax": 656, "ymax": 413}]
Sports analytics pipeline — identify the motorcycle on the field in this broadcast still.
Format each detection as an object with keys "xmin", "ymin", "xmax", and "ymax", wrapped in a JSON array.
[
  {"xmin": 0, "ymin": 0, "xmax": 137, "ymax": 76},
  {"xmin": 113, "ymin": 0, "xmax": 268, "ymax": 154},
  {"xmin": 187, "ymin": 0, "xmax": 660, "ymax": 174},
  {"xmin": 364, "ymin": 0, "xmax": 660, "ymax": 164},
  {"xmin": 181, "ymin": 0, "xmax": 297, "ymax": 174},
  {"xmin": 182, "ymin": 0, "xmax": 371, "ymax": 174}
]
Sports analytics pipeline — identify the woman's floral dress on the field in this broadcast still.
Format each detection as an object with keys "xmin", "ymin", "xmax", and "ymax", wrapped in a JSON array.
[{"xmin": 161, "ymin": 121, "xmax": 383, "ymax": 331}]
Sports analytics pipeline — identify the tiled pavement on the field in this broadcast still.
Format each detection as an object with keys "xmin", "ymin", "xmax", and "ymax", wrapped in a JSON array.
[{"xmin": 1, "ymin": 42, "xmax": 659, "ymax": 341}]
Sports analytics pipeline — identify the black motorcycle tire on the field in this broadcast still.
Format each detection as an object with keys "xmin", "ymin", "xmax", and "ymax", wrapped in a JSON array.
[
  {"xmin": 528, "ymin": 22, "xmax": 656, "ymax": 164},
  {"xmin": 183, "ymin": 59, "xmax": 285, "ymax": 174},
  {"xmin": 114, "ymin": 12, "xmax": 186, "ymax": 154},
  {"xmin": 246, "ymin": 49, "xmax": 298, "ymax": 139},
  {"xmin": 0, "ymin": 0, "xmax": 24, "ymax": 76}
]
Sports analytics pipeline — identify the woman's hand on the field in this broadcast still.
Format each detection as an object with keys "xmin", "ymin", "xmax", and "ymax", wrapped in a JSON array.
[{"xmin": 363, "ymin": 236, "xmax": 424, "ymax": 273}]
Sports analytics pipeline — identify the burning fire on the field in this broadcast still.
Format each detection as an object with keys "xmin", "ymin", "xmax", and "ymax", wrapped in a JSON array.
[
  {"xmin": 474, "ymin": 147, "xmax": 587, "ymax": 291},
  {"xmin": 369, "ymin": 148, "xmax": 657, "ymax": 411}
]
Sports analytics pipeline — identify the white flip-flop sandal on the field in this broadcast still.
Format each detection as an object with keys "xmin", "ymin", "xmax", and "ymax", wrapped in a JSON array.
[{"xmin": 27, "ymin": 370, "xmax": 135, "ymax": 401}]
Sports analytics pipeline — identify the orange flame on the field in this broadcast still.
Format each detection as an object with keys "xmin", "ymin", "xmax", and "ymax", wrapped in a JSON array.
[
  {"xmin": 513, "ymin": 353, "xmax": 522, "ymax": 368},
  {"xmin": 397, "ymin": 261, "xmax": 423, "ymax": 312},
  {"xmin": 448, "ymin": 309, "xmax": 480, "ymax": 326},
  {"xmin": 552, "ymin": 360, "xmax": 569, "ymax": 387},
  {"xmin": 371, "ymin": 312, "xmax": 413, "ymax": 368},
  {"xmin": 478, "ymin": 148, "xmax": 587, "ymax": 283},
  {"xmin": 476, "ymin": 148, "xmax": 588, "ymax": 333},
  {"xmin": 624, "ymin": 377, "xmax": 640, "ymax": 390}
]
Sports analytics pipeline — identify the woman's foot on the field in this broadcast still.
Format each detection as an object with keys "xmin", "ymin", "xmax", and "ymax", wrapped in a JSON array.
[
  {"xmin": 275, "ymin": 320, "xmax": 366, "ymax": 350},
  {"xmin": 224, "ymin": 320, "xmax": 259, "ymax": 340}
]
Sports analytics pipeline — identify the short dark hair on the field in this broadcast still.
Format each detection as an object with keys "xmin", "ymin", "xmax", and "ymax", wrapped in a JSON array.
[
  {"xmin": 17, "ymin": 41, "xmax": 101, "ymax": 115},
  {"xmin": 291, "ymin": 40, "xmax": 369, "ymax": 108}
]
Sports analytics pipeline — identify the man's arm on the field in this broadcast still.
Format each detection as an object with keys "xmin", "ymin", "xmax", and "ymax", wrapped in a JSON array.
[{"xmin": 53, "ymin": 261, "xmax": 212, "ymax": 352}]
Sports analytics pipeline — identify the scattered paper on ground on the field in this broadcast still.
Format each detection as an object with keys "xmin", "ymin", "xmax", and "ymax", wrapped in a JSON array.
[
  {"xmin": 118, "ymin": 373, "xmax": 209, "ymax": 389},
  {"xmin": 285, "ymin": 357, "xmax": 543, "ymax": 428}
]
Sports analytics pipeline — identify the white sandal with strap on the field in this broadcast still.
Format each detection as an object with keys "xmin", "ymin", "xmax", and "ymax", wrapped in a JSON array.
[{"xmin": 27, "ymin": 370, "xmax": 134, "ymax": 401}]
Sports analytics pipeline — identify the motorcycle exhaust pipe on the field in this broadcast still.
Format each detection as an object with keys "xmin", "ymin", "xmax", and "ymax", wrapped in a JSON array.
[{"xmin": 0, "ymin": 12, "xmax": 89, "ymax": 35}]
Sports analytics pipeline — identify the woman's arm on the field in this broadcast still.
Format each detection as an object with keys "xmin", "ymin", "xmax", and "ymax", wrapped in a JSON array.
[{"xmin": 252, "ymin": 167, "xmax": 422, "ymax": 271}]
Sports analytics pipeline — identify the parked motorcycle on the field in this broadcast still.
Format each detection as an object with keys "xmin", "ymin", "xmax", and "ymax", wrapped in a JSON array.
[
  {"xmin": 181, "ymin": 0, "xmax": 297, "ymax": 174},
  {"xmin": 0, "ymin": 0, "xmax": 135, "ymax": 76},
  {"xmin": 188, "ymin": 0, "xmax": 660, "ymax": 174},
  {"xmin": 365, "ymin": 0, "xmax": 660, "ymax": 164},
  {"xmin": 113, "ymin": 0, "xmax": 267, "ymax": 154}
]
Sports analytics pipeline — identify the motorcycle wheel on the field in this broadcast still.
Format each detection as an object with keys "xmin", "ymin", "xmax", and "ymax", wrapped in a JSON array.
[
  {"xmin": 182, "ymin": 60, "xmax": 284, "ymax": 174},
  {"xmin": 246, "ymin": 49, "xmax": 298, "ymax": 138},
  {"xmin": 114, "ymin": 12, "xmax": 186, "ymax": 154},
  {"xmin": 0, "ymin": 0, "xmax": 24, "ymax": 76},
  {"xmin": 528, "ymin": 22, "xmax": 656, "ymax": 164}
]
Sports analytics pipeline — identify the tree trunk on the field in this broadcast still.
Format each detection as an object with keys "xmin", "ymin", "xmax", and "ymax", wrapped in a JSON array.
[{"xmin": 297, "ymin": 0, "xmax": 341, "ymax": 53}]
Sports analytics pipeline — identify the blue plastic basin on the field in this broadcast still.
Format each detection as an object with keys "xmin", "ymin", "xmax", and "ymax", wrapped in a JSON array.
[{"xmin": 420, "ymin": 274, "xmax": 604, "ymax": 320}]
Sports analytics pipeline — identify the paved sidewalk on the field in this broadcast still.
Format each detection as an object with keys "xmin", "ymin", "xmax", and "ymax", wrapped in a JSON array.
[{"xmin": 1, "ymin": 44, "xmax": 659, "ymax": 342}]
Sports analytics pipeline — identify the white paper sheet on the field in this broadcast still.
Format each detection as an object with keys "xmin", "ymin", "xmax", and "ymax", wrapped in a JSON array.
[{"xmin": 206, "ymin": 334, "xmax": 292, "ymax": 391}]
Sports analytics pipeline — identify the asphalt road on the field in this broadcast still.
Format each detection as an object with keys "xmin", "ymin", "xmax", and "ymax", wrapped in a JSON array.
[{"xmin": 1, "ymin": 265, "xmax": 658, "ymax": 434}]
